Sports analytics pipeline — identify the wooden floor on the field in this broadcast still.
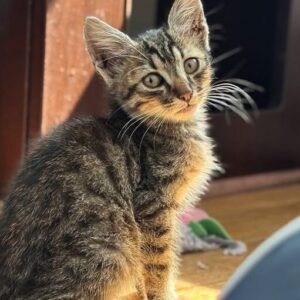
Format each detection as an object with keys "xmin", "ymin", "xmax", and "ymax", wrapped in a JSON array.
[{"xmin": 176, "ymin": 183, "xmax": 300, "ymax": 300}]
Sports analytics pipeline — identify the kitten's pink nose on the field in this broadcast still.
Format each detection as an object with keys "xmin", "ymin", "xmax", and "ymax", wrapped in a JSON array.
[
  {"xmin": 179, "ymin": 91, "xmax": 193, "ymax": 103},
  {"xmin": 174, "ymin": 84, "xmax": 193, "ymax": 103}
]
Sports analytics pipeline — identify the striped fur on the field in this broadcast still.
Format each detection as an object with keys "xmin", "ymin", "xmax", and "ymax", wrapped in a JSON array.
[{"xmin": 0, "ymin": 1, "xmax": 219, "ymax": 299}]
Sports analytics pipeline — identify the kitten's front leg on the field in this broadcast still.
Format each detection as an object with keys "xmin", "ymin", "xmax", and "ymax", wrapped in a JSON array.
[{"xmin": 138, "ymin": 210, "xmax": 179, "ymax": 300}]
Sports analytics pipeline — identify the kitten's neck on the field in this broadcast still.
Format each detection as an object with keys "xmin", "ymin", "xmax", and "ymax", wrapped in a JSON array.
[{"xmin": 106, "ymin": 102, "xmax": 208, "ymax": 141}]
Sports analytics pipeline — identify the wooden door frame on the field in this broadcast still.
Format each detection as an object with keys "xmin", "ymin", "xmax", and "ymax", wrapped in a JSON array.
[
  {"xmin": 26, "ymin": 0, "xmax": 46, "ymax": 142},
  {"xmin": 0, "ymin": 0, "xmax": 43, "ymax": 194}
]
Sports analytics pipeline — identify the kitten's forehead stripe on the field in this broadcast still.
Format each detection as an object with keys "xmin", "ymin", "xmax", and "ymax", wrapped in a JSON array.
[
  {"xmin": 162, "ymin": 28, "xmax": 184, "ymax": 59},
  {"xmin": 142, "ymin": 40, "xmax": 166, "ymax": 65},
  {"xmin": 139, "ymin": 29, "xmax": 183, "ymax": 71},
  {"xmin": 151, "ymin": 54, "xmax": 165, "ymax": 71},
  {"xmin": 172, "ymin": 47, "xmax": 182, "ymax": 63}
]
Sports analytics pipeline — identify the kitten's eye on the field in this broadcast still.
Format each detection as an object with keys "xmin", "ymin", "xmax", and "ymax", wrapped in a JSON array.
[
  {"xmin": 143, "ymin": 73, "xmax": 163, "ymax": 88},
  {"xmin": 184, "ymin": 58, "xmax": 199, "ymax": 74}
]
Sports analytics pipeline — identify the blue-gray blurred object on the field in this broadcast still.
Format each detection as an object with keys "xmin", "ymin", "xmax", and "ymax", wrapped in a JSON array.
[{"xmin": 221, "ymin": 217, "xmax": 300, "ymax": 300}]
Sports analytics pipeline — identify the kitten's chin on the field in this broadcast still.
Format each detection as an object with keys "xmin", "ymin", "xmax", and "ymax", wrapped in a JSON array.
[
  {"xmin": 171, "ymin": 105, "xmax": 199, "ymax": 122},
  {"xmin": 127, "ymin": 98, "xmax": 202, "ymax": 123},
  {"xmin": 158, "ymin": 103, "xmax": 200, "ymax": 123},
  {"xmin": 177, "ymin": 103, "xmax": 197, "ymax": 114}
]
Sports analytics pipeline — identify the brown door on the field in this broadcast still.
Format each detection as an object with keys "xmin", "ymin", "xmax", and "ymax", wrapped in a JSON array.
[
  {"xmin": 0, "ymin": 0, "xmax": 34, "ymax": 192},
  {"xmin": 0, "ymin": 0, "xmax": 126, "ymax": 194}
]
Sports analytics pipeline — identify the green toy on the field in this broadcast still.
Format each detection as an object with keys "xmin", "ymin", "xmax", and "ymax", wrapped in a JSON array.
[
  {"xmin": 181, "ymin": 208, "xmax": 247, "ymax": 255},
  {"xmin": 191, "ymin": 218, "xmax": 231, "ymax": 239}
]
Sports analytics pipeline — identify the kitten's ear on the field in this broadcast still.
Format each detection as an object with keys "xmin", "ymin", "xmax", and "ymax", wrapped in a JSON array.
[
  {"xmin": 168, "ymin": 0, "xmax": 210, "ymax": 50},
  {"xmin": 84, "ymin": 16, "xmax": 135, "ymax": 85}
]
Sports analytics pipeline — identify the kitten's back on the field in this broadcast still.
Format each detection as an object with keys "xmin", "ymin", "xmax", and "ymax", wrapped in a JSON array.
[{"xmin": 0, "ymin": 117, "xmax": 140, "ymax": 299}]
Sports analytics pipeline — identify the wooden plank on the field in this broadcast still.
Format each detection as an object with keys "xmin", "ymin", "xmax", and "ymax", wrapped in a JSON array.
[
  {"xmin": 0, "ymin": 0, "xmax": 31, "ymax": 191},
  {"xmin": 42, "ymin": 0, "xmax": 126, "ymax": 133},
  {"xmin": 26, "ymin": 0, "xmax": 46, "ymax": 141},
  {"xmin": 208, "ymin": 168, "xmax": 300, "ymax": 198}
]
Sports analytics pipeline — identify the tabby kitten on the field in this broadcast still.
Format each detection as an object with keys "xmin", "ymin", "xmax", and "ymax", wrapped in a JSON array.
[{"xmin": 0, "ymin": 0, "xmax": 219, "ymax": 299}]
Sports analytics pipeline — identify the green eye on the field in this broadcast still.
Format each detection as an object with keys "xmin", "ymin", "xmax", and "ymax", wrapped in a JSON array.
[
  {"xmin": 143, "ymin": 73, "xmax": 163, "ymax": 88},
  {"xmin": 184, "ymin": 58, "xmax": 200, "ymax": 74}
]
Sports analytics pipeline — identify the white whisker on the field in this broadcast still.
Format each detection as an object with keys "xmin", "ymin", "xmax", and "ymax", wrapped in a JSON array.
[
  {"xmin": 121, "ymin": 65, "xmax": 146, "ymax": 80},
  {"xmin": 106, "ymin": 103, "xmax": 129, "ymax": 124},
  {"xmin": 212, "ymin": 47, "xmax": 242, "ymax": 65},
  {"xmin": 138, "ymin": 117, "xmax": 160, "ymax": 164},
  {"xmin": 125, "ymin": 107, "xmax": 163, "ymax": 144},
  {"xmin": 208, "ymin": 98, "xmax": 251, "ymax": 122},
  {"xmin": 118, "ymin": 114, "xmax": 146, "ymax": 140},
  {"xmin": 128, "ymin": 114, "xmax": 154, "ymax": 145},
  {"xmin": 206, "ymin": 4, "xmax": 225, "ymax": 17},
  {"xmin": 218, "ymin": 79, "xmax": 265, "ymax": 93},
  {"xmin": 206, "ymin": 101, "xmax": 225, "ymax": 111}
]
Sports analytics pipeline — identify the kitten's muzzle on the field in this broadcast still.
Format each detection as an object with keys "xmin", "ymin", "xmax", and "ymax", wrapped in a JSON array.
[{"xmin": 173, "ymin": 85, "xmax": 193, "ymax": 104}]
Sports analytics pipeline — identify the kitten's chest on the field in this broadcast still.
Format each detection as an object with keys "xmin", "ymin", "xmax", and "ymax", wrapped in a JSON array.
[
  {"xmin": 166, "ymin": 138, "xmax": 209, "ymax": 207},
  {"xmin": 148, "ymin": 133, "xmax": 215, "ymax": 208}
]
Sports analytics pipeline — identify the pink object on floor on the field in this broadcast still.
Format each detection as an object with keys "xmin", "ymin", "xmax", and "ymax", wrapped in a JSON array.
[{"xmin": 180, "ymin": 207, "xmax": 209, "ymax": 225}]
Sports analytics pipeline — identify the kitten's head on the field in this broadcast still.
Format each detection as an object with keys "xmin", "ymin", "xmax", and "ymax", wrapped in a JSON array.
[{"xmin": 84, "ymin": 0, "xmax": 212, "ymax": 122}]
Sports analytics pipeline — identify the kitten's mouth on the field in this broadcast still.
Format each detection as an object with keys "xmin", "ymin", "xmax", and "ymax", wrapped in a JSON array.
[{"xmin": 176, "ymin": 103, "xmax": 197, "ymax": 114}]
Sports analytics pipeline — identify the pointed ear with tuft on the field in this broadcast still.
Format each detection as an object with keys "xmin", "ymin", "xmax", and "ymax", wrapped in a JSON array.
[
  {"xmin": 84, "ymin": 16, "xmax": 135, "ymax": 86},
  {"xmin": 168, "ymin": 0, "xmax": 210, "ymax": 51}
]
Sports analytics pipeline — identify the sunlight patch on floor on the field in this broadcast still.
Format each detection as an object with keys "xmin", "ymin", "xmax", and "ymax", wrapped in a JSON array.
[{"xmin": 177, "ymin": 279, "xmax": 220, "ymax": 300}]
